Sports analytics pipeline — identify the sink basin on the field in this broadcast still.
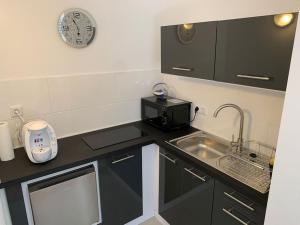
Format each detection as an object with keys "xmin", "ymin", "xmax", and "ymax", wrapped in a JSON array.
[
  {"xmin": 167, "ymin": 131, "xmax": 272, "ymax": 194},
  {"xmin": 176, "ymin": 136, "xmax": 227, "ymax": 159},
  {"xmin": 168, "ymin": 132, "xmax": 230, "ymax": 161}
]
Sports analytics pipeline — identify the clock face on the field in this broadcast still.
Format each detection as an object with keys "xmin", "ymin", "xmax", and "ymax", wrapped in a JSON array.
[{"xmin": 58, "ymin": 9, "xmax": 96, "ymax": 48}]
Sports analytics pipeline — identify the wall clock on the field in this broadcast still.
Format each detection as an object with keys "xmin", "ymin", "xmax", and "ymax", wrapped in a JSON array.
[{"xmin": 58, "ymin": 8, "xmax": 96, "ymax": 48}]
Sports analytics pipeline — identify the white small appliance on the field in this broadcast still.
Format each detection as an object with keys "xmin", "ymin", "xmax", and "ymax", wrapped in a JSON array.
[{"xmin": 22, "ymin": 120, "xmax": 58, "ymax": 163}]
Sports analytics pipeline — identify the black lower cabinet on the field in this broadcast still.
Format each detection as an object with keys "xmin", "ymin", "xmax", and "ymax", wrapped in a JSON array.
[
  {"xmin": 211, "ymin": 180, "xmax": 266, "ymax": 225},
  {"xmin": 98, "ymin": 148, "xmax": 143, "ymax": 225},
  {"xmin": 159, "ymin": 148, "xmax": 214, "ymax": 225},
  {"xmin": 6, "ymin": 184, "xmax": 28, "ymax": 225}
]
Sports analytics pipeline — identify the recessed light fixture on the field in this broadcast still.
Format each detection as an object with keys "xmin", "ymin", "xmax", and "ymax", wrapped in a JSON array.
[
  {"xmin": 274, "ymin": 13, "xmax": 294, "ymax": 27},
  {"xmin": 183, "ymin": 23, "xmax": 194, "ymax": 30},
  {"xmin": 177, "ymin": 23, "xmax": 197, "ymax": 44}
]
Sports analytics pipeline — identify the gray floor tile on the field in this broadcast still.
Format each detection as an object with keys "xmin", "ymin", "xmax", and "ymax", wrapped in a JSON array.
[{"xmin": 139, "ymin": 217, "xmax": 163, "ymax": 225}]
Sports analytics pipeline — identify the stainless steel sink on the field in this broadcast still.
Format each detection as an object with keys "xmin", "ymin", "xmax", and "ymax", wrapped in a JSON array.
[
  {"xmin": 167, "ymin": 131, "xmax": 272, "ymax": 194},
  {"xmin": 176, "ymin": 135, "xmax": 229, "ymax": 160},
  {"xmin": 168, "ymin": 131, "xmax": 231, "ymax": 163}
]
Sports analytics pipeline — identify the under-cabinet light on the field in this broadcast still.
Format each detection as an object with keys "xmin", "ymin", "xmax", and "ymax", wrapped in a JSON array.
[{"xmin": 274, "ymin": 13, "xmax": 294, "ymax": 27}]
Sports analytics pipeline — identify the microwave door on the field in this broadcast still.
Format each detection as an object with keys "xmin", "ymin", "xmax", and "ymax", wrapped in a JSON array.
[
  {"xmin": 144, "ymin": 105, "xmax": 159, "ymax": 119},
  {"xmin": 143, "ymin": 105, "xmax": 167, "ymax": 127}
]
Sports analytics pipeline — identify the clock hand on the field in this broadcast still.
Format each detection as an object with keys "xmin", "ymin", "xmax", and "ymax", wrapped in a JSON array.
[{"xmin": 72, "ymin": 19, "xmax": 80, "ymax": 36}]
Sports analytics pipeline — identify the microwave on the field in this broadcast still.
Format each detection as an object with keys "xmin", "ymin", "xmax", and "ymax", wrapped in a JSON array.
[{"xmin": 141, "ymin": 96, "xmax": 191, "ymax": 131}]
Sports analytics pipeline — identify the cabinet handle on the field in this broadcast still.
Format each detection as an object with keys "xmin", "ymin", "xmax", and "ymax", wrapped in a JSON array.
[
  {"xmin": 172, "ymin": 67, "xmax": 193, "ymax": 72},
  {"xmin": 184, "ymin": 168, "xmax": 207, "ymax": 182},
  {"xmin": 222, "ymin": 208, "xmax": 251, "ymax": 225},
  {"xmin": 112, "ymin": 155, "xmax": 135, "ymax": 164},
  {"xmin": 224, "ymin": 192, "xmax": 255, "ymax": 211},
  {"xmin": 236, "ymin": 74, "xmax": 271, "ymax": 81},
  {"xmin": 159, "ymin": 153, "xmax": 177, "ymax": 164}
]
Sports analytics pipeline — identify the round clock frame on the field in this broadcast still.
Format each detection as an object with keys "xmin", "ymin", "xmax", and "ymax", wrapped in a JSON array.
[{"xmin": 58, "ymin": 8, "xmax": 96, "ymax": 48}]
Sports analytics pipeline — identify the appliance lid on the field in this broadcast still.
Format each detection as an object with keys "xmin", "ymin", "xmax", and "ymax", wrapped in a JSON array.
[{"xmin": 26, "ymin": 120, "xmax": 48, "ymax": 131}]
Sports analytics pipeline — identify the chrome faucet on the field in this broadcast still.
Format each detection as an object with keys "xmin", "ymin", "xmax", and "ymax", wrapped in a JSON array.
[{"xmin": 213, "ymin": 104, "xmax": 244, "ymax": 152}]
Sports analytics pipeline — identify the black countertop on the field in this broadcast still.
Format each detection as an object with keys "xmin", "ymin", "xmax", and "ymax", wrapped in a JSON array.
[{"xmin": 0, "ymin": 121, "xmax": 268, "ymax": 204}]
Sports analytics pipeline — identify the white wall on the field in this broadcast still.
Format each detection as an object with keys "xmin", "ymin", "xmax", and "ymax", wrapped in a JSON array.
[
  {"xmin": 264, "ymin": 15, "xmax": 300, "ymax": 225},
  {"xmin": 0, "ymin": 70, "xmax": 161, "ymax": 147},
  {"xmin": 159, "ymin": 0, "xmax": 299, "ymax": 26},
  {"xmin": 0, "ymin": 0, "xmax": 164, "ymax": 147},
  {"xmin": 164, "ymin": 76, "xmax": 284, "ymax": 147},
  {"xmin": 0, "ymin": 0, "xmax": 163, "ymax": 78},
  {"xmin": 1, "ymin": 0, "xmax": 299, "ymax": 148}
]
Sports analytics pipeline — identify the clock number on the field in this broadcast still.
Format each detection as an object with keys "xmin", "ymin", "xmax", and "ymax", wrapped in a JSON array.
[
  {"xmin": 86, "ymin": 25, "xmax": 92, "ymax": 31},
  {"xmin": 73, "ymin": 12, "xmax": 80, "ymax": 19},
  {"xmin": 76, "ymin": 39, "xmax": 83, "ymax": 44},
  {"xmin": 63, "ymin": 25, "xmax": 69, "ymax": 31}
]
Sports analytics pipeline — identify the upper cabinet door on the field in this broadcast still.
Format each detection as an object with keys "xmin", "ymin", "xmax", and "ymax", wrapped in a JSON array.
[
  {"xmin": 161, "ymin": 22, "xmax": 217, "ymax": 80},
  {"xmin": 215, "ymin": 14, "xmax": 298, "ymax": 91}
]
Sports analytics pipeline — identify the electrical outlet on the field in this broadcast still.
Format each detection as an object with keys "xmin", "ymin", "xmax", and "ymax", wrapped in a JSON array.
[{"xmin": 9, "ymin": 105, "xmax": 23, "ymax": 118}]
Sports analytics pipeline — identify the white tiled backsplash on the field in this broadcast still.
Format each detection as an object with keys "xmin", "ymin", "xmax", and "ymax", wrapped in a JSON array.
[
  {"xmin": 0, "ymin": 69, "xmax": 162, "ymax": 148},
  {"xmin": 163, "ymin": 75, "xmax": 285, "ymax": 148},
  {"xmin": 0, "ymin": 68, "xmax": 285, "ymax": 149}
]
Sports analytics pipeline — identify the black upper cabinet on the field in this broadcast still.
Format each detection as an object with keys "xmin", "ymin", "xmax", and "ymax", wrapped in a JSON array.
[
  {"xmin": 6, "ymin": 184, "xmax": 29, "ymax": 225},
  {"xmin": 161, "ymin": 13, "xmax": 298, "ymax": 91},
  {"xmin": 161, "ymin": 22, "xmax": 217, "ymax": 79},
  {"xmin": 215, "ymin": 14, "xmax": 298, "ymax": 91}
]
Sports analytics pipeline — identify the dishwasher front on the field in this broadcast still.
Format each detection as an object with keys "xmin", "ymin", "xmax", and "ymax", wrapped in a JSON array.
[{"xmin": 21, "ymin": 162, "xmax": 101, "ymax": 225}]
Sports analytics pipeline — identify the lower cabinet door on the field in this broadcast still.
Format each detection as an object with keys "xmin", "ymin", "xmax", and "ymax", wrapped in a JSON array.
[
  {"xmin": 159, "ymin": 148, "xmax": 214, "ymax": 225},
  {"xmin": 98, "ymin": 148, "xmax": 143, "ymax": 225},
  {"xmin": 211, "ymin": 180, "xmax": 266, "ymax": 225},
  {"xmin": 159, "ymin": 149, "xmax": 182, "ymax": 205},
  {"xmin": 180, "ymin": 163, "xmax": 214, "ymax": 225},
  {"xmin": 6, "ymin": 184, "xmax": 28, "ymax": 225}
]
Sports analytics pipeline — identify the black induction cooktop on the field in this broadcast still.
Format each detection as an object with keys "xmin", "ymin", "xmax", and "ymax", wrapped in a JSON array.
[{"xmin": 82, "ymin": 126, "xmax": 147, "ymax": 150}]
